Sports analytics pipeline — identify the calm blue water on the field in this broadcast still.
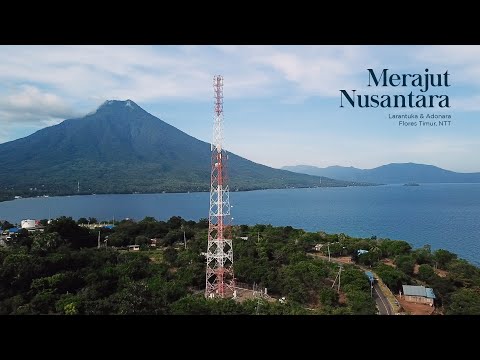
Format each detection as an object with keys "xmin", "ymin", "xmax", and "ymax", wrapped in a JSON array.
[{"xmin": 1, "ymin": 184, "xmax": 479, "ymax": 265}]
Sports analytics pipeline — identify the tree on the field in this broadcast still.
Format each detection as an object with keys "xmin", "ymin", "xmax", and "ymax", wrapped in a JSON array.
[
  {"xmin": 134, "ymin": 235, "xmax": 149, "ymax": 246},
  {"xmin": 323, "ymin": 242, "xmax": 344, "ymax": 257},
  {"xmin": 447, "ymin": 260, "xmax": 480, "ymax": 288},
  {"xmin": 112, "ymin": 280, "xmax": 154, "ymax": 314},
  {"xmin": 434, "ymin": 249, "xmax": 457, "ymax": 270},
  {"xmin": 427, "ymin": 276, "xmax": 455, "ymax": 306},
  {"xmin": 64, "ymin": 303, "xmax": 78, "ymax": 315},
  {"xmin": 46, "ymin": 216, "xmax": 95, "ymax": 248},
  {"xmin": 379, "ymin": 240, "xmax": 412, "ymax": 257},
  {"xmin": 167, "ymin": 216, "xmax": 184, "ymax": 230},
  {"xmin": 31, "ymin": 232, "xmax": 63, "ymax": 254},
  {"xmin": 447, "ymin": 289, "xmax": 480, "ymax": 315},
  {"xmin": 413, "ymin": 248, "xmax": 432, "ymax": 265},
  {"xmin": 357, "ymin": 252, "xmax": 379, "ymax": 267},
  {"xmin": 239, "ymin": 224, "xmax": 249, "ymax": 236},
  {"xmin": 346, "ymin": 290, "xmax": 376, "ymax": 315},
  {"xmin": 319, "ymin": 287, "xmax": 338, "ymax": 307},
  {"xmin": 374, "ymin": 264, "xmax": 408, "ymax": 293},
  {"xmin": 0, "ymin": 220, "xmax": 14, "ymax": 230},
  {"xmin": 395, "ymin": 255, "xmax": 415, "ymax": 276},
  {"xmin": 163, "ymin": 248, "xmax": 178, "ymax": 265},
  {"xmin": 417, "ymin": 264, "xmax": 435, "ymax": 282},
  {"xmin": 196, "ymin": 218, "xmax": 209, "ymax": 229},
  {"xmin": 369, "ymin": 245, "xmax": 382, "ymax": 261},
  {"xmin": 88, "ymin": 217, "xmax": 98, "ymax": 224},
  {"xmin": 77, "ymin": 218, "xmax": 89, "ymax": 225},
  {"xmin": 169, "ymin": 295, "xmax": 211, "ymax": 315},
  {"xmin": 30, "ymin": 290, "xmax": 57, "ymax": 314}
]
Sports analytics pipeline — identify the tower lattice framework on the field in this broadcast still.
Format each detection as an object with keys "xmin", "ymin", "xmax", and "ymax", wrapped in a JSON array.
[{"xmin": 205, "ymin": 75, "xmax": 235, "ymax": 298}]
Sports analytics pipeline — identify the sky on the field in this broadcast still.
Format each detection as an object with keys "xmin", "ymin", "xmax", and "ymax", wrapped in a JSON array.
[{"xmin": 0, "ymin": 45, "xmax": 479, "ymax": 172}]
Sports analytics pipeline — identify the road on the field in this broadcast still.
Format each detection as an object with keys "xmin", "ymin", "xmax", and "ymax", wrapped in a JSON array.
[
  {"xmin": 373, "ymin": 283, "xmax": 392, "ymax": 315},
  {"xmin": 308, "ymin": 253, "xmax": 394, "ymax": 315}
]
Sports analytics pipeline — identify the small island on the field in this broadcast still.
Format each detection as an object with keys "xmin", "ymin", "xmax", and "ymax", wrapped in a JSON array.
[{"xmin": 403, "ymin": 182, "xmax": 420, "ymax": 186}]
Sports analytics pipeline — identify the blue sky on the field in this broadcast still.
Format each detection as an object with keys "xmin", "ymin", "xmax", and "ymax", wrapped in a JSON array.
[{"xmin": 0, "ymin": 45, "xmax": 479, "ymax": 172}]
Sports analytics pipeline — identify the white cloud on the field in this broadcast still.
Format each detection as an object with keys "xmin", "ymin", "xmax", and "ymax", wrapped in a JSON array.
[
  {"xmin": 0, "ymin": 45, "xmax": 479, "ymax": 172},
  {"xmin": 450, "ymin": 94, "xmax": 480, "ymax": 112},
  {"xmin": 214, "ymin": 45, "xmax": 378, "ymax": 98},
  {"xmin": 1, "ymin": 45, "xmax": 477, "ymax": 116},
  {"xmin": 0, "ymin": 85, "xmax": 78, "ymax": 125},
  {"xmin": 0, "ymin": 45, "xmax": 276, "ymax": 104},
  {"xmin": 414, "ymin": 45, "xmax": 480, "ymax": 86},
  {"xmin": 0, "ymin": 46, "xmax": 381, "ymax": 105}
]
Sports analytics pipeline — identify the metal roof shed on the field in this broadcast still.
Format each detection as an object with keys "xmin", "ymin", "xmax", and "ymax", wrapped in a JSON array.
[{"xmin": 402, "ymin": 285, "xmax": 436, "ymax": 299}]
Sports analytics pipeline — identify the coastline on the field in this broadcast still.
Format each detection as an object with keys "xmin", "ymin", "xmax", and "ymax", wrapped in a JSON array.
[{"xmin": 0, "ymin": 181, "xmax": 378, "ymax": 203}]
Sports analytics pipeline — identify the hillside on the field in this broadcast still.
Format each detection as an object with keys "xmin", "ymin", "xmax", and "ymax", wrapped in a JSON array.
[
  {"xmin": 1, "ymin": 216, "xmax": 478, "ymax": 314},
  {"xmin": 282, "ymin": 163, "xmax": 480, "ymax": 184},
  {"xmin": 0, "ymin": 100, "xmax": 362, "ymax": 200}
]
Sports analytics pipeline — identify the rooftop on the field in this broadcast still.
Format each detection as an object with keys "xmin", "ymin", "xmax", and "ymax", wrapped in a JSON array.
[
  {"xmin": 365, "ymin": 271, "xmax": 375, "ymax": 282},
  {"xmin": 402, "ymin": 285, "xmax": 436, "ymax": 299}
]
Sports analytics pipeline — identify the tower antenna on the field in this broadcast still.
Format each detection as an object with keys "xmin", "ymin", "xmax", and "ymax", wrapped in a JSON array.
[{"xmin": 205, "ymin": 75, "xmax": 235, "ymax": 298}]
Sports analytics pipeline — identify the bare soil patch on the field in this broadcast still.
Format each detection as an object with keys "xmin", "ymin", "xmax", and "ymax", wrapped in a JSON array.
[{"xmin": 395, "ymin": 295, "xmax": 435, "ymax": 315}]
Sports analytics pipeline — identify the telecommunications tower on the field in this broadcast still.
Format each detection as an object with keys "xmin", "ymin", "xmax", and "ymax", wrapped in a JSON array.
[{"xmin": 205, "ymin": 75, "xmax": 235, "ymax": 298}]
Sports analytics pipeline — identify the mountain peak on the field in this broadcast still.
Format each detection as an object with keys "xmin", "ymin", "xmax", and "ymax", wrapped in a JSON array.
[
  {"xmin": 0, "ymin": 100, "xmax": 356, "ymax": 196},
  {"xmin": 98, "ymin": 99, "xmax": 139, "ymax": 109},
  {"xmin": 86, "ymin": 99, "xmax": 141, "ymax": 117}
]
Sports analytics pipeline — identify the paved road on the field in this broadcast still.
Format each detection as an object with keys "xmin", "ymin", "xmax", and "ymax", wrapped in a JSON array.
[
  {"xmin": 308, "ymin": 253, "xmax": 394, "ymax": 315},
  {"xmin": 372, "ymin": 283, "xmax": 392, "ymax": 315}
]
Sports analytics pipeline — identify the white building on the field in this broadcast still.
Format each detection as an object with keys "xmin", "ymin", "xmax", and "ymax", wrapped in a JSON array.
[{"xmin": 21, "ymin": 219, "xmax": 38, "ymax": 229}]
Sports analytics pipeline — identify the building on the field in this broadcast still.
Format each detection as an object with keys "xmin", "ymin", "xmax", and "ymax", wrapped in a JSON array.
[
  {"xmin": 402, "ymin": 285, "xmax": 436, "ymax": 305},
  {"xmin": 21, "ymin": 219, "xmax": 38, "ymax": 229},
  {"xmin": 8, "ymin": 227, "xmax": 20, "ymax": 235},
  {"xmin": 127, "ymin": 245, "xmax": 140, "ymax": 251}
]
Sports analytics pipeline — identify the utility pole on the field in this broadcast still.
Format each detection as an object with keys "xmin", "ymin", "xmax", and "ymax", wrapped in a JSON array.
[
  {"xmin": 255, "ymin": 297, "xmax": 261, "ymax": 315},
  {"xmin": 327, "ymin": 243, "xmax": 331, "ymax": 262},
  {"xmin": 97, "ymin": 230, "xmax": 101, "ymax": 249},
  {"xmin": 77, "ymin": 180, "xmax": 80, "ymax": 193},
  {"xmin": 184, "ymin": 230, "xmax": 187, "ymax": 250},
  {"xmin": 338, "ymin": 265, "xmax": 342, "ymax": 292},
  {"xmin": 332, "ymin": 265, "xmax": 343, "ymax": 292},
  {"xmin": 205, "ymin": 75, "xmax": 235, "ymax": 299}
]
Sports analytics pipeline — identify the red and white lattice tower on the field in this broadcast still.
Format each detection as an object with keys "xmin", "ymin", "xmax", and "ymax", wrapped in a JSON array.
[{"xmin": 205, "ymin": 75, "xmax": 235, "ymax": 299}]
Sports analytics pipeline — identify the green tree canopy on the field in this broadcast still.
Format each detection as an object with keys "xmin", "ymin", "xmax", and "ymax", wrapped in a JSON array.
[
  {"xmin": 395, "ymin": 254, "xmax": 416, "ymax": 276},
  {"xmin": 434, "ymin": 249, "xmax": 457, "ymax": 270},
  {"xmin": 447, "ymin": 288, "xmax": 480, "ymax": 315}
]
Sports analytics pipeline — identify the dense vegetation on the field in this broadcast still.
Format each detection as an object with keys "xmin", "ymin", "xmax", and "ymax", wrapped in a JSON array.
[
  {"xmin": 323, "ymin": 236, "xmax": 480, "ymax": 314},
  {"xmin": 0, "ymin": 216, "xmax": 376, "ymax": 315},
  {"xmin": 1, "ymin": 216, "xmax": 479, "ymax": 315},
  {"xmin": 0, "ymin": 100, "xmax": 364, "ymax": 202}
]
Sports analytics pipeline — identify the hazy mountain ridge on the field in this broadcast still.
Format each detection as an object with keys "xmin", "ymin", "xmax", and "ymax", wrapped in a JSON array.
[{"xmin": 282, "ymin": 163, "xmax": 480, "ymax": 184}]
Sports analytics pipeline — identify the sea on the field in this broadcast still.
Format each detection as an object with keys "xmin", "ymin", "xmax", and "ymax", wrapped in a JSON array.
[{"xmin": 1, "ymin": 183, "xmax": 479, "ymax": 266}]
